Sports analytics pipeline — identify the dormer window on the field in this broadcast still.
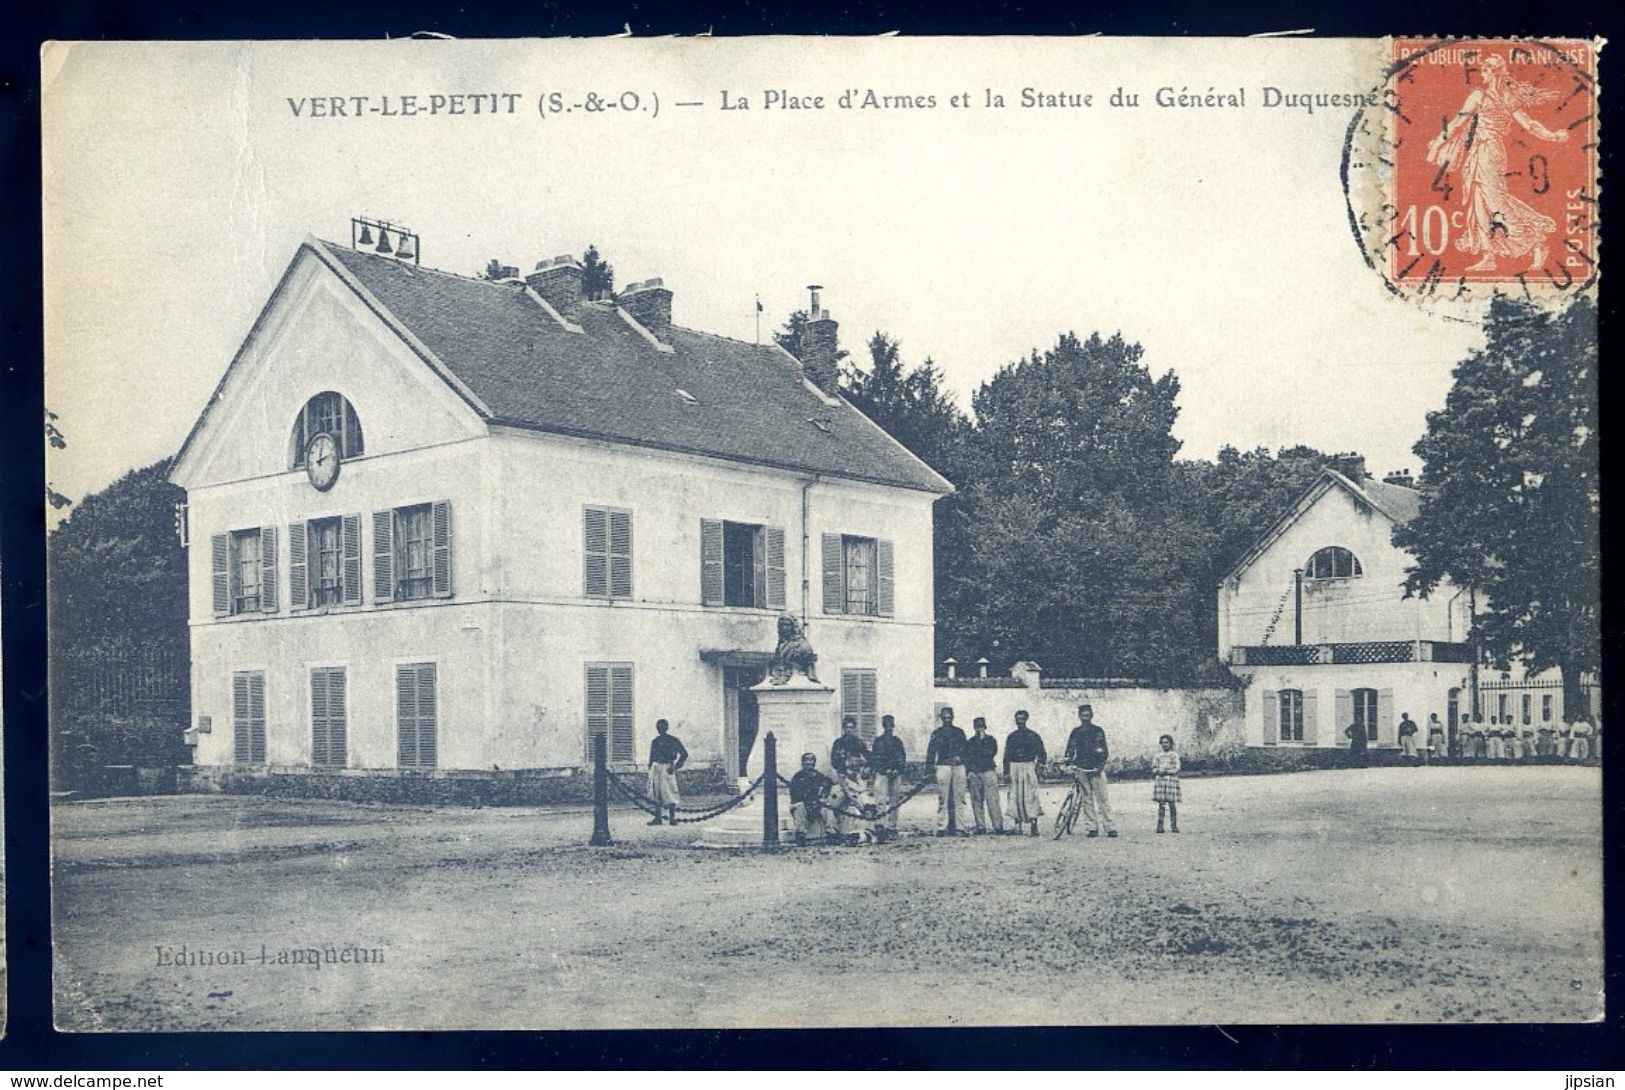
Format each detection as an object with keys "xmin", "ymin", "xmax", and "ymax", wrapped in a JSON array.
[
  {"xmin": 290, "ymin": 392, "xmax": 364, "ymax": 469},
  {"xmin": 1306, "ymin": 546, "xmax": 1362, "ymax": 579}
]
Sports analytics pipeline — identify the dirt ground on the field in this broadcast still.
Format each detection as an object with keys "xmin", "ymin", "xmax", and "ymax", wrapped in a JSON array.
[{"xmin": 52, "ymin": 765, "xmax": 1603, "ymax": 1031}]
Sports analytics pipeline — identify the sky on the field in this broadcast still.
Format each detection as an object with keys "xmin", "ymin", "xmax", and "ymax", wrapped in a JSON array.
[{"xmin": 42, "ymin": 36, "xmax": 1490, "ymax": 505}]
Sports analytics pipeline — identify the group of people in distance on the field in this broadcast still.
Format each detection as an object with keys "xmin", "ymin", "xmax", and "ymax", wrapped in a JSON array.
[
  {"xmin": 785, "ymin": 703, "xmax": 1181, "ymax": 845},
  {"xmin": 1342, "ymin": 709, "xmax": 1602, "ymax": 765}
]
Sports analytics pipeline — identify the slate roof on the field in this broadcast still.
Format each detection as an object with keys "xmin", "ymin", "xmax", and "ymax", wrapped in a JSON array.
[
  {"xmin": 315, "ymin": 241, "xmax": 952, "ymax": 494},
  {"xmin": 1223, "ymin": 468, "xmax": 1423, "ymax": 582}
]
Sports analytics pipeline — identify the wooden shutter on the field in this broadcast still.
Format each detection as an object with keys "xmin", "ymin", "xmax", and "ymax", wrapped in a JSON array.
[
  {"xmin": 311, "ymin": 668, "xmax": 330, "ymax": 767},
  {"xmin": 397, "ymin": 665, "xmax": 418, "ymax": 767},
  {"xmin": 1335, "ymin": 689, "xmax": 1352, "ymax": 746},
  {"xmin": 841, "ymin": 670, "xmax": 860, "ymax": 729},
  {"xmin": 1261, "ymin": 689, "xmax": 1278, "ymax": 745},
  {"xmin": 372, "ymin": 511, "xmax": 395, "ymax": 603},
  {"xmin": 432, "ymin": 500, "xmax": 453, "ymax": 598},
  {"xmin": 416, "ymin": 664, "xmax": 438, "ymax": 767},
  {"xmin": 609, "ymin": 510, "xmax": 632, "ymax": 599},
  {"xmin": 700, "ymin": 519, "xmax": 724, "ymax": 605},
  {"xmin": 259, "ymin": 526, "xmax": 278, "ymax": 613},
  {"xmin": 822, "ymin": 533, "xmax": 844, "ymax": 613},
  {"xmin": 1378, "ymin": 688, "xmax": 1395, "ymax": 745},
  {"xmin": 610, "ymin": 664, "xmax": 634, "ymax": 762},
  {"xmin": 584, "ymin": 507, "xmax": 608, "ymax": 597},
  {"xmin": 1302, "ymin": 690, "xmax": 1318, "ymax": 746},
  {"xmin": 328, "ymin": 668, "xmax": 347, "ymax": 766},
  {"xmin": 233, "ymin": 673, "xmax": 251, "ymax": 761},
  {"xmin": 876, "ymin": 538, "xmax": 895, "ymax": 617},
  {"xmin": 212, "ymin": 534, "xmax": 230, "ymax": 617},
  {"xmin": 752, "ymin": 527, "xmax": 767, "ymax": 609},
  {"xmin": 585, "ymin": 664, "xmax": 610, "ymax": 759},
  {"xmin": 287, "ymin": 522, "xmax": 309, "ymax": 612},
  {"xmin": 859, "ymin": 671, "xmax": 878, "ymax": 742},
  {"xmin": 342, "ymin": 514, "xmax": 363, "ymax": 606},
  {"xmin": 764, "ymin": 527, "xmax": 786, "ymax": 610}
]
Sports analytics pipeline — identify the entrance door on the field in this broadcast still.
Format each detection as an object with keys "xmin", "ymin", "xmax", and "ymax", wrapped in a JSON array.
[{"xmin": 722, "ymin": 666, "xmax": 764, "ymax": 778}]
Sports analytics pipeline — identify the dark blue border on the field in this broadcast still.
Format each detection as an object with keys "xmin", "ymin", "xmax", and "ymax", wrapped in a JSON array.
[{"xmin": 4, "ymin": 0, "xmax": 1622, "ymax": 1070}]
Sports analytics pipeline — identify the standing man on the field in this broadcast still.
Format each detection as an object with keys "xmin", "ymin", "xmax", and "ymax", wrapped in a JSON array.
[
  {"xmin": 926, "ymin": 706, "xmax": 972, "ymax": 837},
  {"xmin": 831, "ymin": 715, "xmax": 871, "ymax": 777},
  {"xmin": 1003, "ymin": 710, "xmax": 1047, "ymax": 837},
  {"xmin": 1063, "ymin": 704, "xmax": 1117, "ymax": 838},
  {"xmin": 1425, "ymin": 713, "xmax": 1446, "ymax": 764},
  {"xmin": 1344, "ymin": 716, "xmax": 1370, "ymax": 767},
  {"xmin": 646, "ymin": 719, "xmax": 688, "ymax": 826},
  {"xmin": 964, "ymin": 717, "xmax": 1005, "ymax": 835},
  {"xmin": 1397, "ymin": 713, "xmax": 1420, "ymax": 762},
  {"xmin": 870, "ymin": 714, "xmax": 908, "ymax": 833}
]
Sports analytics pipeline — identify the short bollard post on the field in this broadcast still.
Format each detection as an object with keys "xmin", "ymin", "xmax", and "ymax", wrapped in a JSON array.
[
  {"xmin": 589, "ymin": 732, "xmax": 612, "ymax": 846},
  {"xmin": 762, "ymin": 732, "xmax": 780, "ymax": 850}
]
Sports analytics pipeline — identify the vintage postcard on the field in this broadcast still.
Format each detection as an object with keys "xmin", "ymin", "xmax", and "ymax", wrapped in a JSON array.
[{"xmin": 42, "ymin": 36, "xmax": 1601, "ymax": 1031}]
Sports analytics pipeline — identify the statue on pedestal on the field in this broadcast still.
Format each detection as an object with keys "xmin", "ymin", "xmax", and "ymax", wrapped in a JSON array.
[{"xmin": 767, "ymin": 613, "xmax": 819, "ymax": 685}]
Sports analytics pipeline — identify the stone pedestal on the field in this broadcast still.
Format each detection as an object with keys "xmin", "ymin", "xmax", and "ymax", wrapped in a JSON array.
[{"xmin": 693, "ymin": 675, "xmax": 835, "ymax": 849}]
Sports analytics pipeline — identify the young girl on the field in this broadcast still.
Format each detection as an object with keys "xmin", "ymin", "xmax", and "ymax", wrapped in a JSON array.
[{"xmin": 1152, "ymin": 733, "xmax": 1181, "ymax": 833}]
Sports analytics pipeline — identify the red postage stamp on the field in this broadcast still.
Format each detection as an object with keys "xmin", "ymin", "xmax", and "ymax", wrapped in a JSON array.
[{"xmin": 1385, "ymin": 39, "xmax": 1599, "ymax": 293}]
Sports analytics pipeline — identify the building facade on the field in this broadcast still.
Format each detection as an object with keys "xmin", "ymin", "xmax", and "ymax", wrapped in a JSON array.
[
  {"xmin": 1219, "ymin": 460, "xmax": 1579, "ymax": 749},
  {"xmin": 170, "ymin": 235, "xmax": 951, "ymax": 778}
]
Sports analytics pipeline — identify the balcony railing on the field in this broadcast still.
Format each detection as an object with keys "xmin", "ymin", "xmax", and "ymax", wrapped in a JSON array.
[{"xmin": 1231, "ymin": 641, "xmax": 1473, "ymax": 667}]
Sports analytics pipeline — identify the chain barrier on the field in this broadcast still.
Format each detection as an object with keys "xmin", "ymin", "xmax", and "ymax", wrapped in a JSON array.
[{"xmin": 604, "ymin": 769, "xmax": 766, "ymax": 825}]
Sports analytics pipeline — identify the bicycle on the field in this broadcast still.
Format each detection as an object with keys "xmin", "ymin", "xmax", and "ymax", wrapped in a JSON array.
[{"xmin": 1052, "ymin": 766, "xmax": 1094, "ymax": 839}]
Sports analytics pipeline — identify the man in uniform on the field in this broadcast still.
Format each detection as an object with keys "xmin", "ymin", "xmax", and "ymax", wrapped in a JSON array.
[
  {"xmin": 870, "ymin": 714, "xmax": 908, "ymax": 833},
  {"xmin": 831, "ymin": 715, "xmax": 871, "ymax": 777},
  {"xmin": 1062, "ymin": 704, "xmax": 1117, "ymax": 838},
  {"xmin": 926, "ymin": 706, "xmax": 972, "ymax": 837},
  {"xmin": 964, "ymin": 716, "xmax": 1005, "ymax": 834},
  {"xmin": 646, "ymin": 718, "xmax": 688, "ymax": 826},
  {"xmin": 787, "ymin": 752, "xmax": 834, "ymax": 844},
  {"xmin": 1003, "ymin": 709, "xmax": 1047, "ymax": 836}
]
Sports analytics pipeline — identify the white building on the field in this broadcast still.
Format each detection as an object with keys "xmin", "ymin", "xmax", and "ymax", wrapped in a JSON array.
[
  {"xmin": 1219, "ymin": 458, "xmax": 1577, "ymax": 749},
  {"xmin": 169, "ymin": 230, "xmax": 952, "ymax": 780}
]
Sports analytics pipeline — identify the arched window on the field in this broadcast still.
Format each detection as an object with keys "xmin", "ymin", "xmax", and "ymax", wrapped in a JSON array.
[
  {"xmin": 1305, "ymin": 546, "xmax": 1362, "ymax": 579},
  {"xmin": 290, "ymin": 392, "xmax": 364, "ymax": 469}
]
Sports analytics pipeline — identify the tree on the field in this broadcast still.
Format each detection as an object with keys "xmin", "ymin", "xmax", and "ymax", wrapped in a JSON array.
[
  {"xmin": 1393, "ymin": 296, "xmax": 1600, "ymax": 714},
  {"xmin": 581, "ymin": 244, "xmax": 614, "ymax": 300},
  {"xmin": 46, "ymin": 408, "xmax": 71, "ymax": 510},
  {"xmin": 972, "ymin": 332, "xmax": 1183, "ymax": 508}
]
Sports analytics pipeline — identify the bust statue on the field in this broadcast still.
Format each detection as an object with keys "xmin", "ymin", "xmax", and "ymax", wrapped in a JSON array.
[{"xmin": 767, "ymin": 613, "xmax": 819, "ymax": 685}]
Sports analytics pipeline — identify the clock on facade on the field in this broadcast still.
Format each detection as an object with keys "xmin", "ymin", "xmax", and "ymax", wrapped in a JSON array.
[{"xmin": 304, "ymin": 432, "xmax": 341, "ymax": 491}]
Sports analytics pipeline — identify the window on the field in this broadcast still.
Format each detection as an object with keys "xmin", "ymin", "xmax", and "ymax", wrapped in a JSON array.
[
  {"xmin": 232, "ymin": 671, "xmax": 267, "ymax": 764},
  {"xmin": 700, "ymin": 519, "xmax": 786, "ymax": 609},
  {"xmin": 584, "ymin": 506, "xmax": 633, "ymax": 600},
  {"xmin": 1521, "ymin": 693, "xmax": 1533, "ymax": 725},
  {"xmin": 310, "ymin": 667, "xmax": 347, "ymax": 768},
  {"xmin": 1306, "ymin": 546, "xmax": 1362, "ymax": 579},
  {"xmin": 840, "ymin": 669, "xmax": 879, "ymax": 743},
  {"xmin": 396, "ymin": 662, "xmax": 438, "ymax": 769},
  {"xmin": 1352, "ymin": 687, "xmax": 1379, "ymax": 741},
  {"xmin": 290, "ymin": 391, "xmax": 364, "ymax": 468},
  {"xmin": 212, "ymin": 527, "xmax": 277, "ymax": 617},
  {"xmin": 821, "ymin": 533, "xmax": 895, "ymax": 617},
  {"xmin": 372, "ymin": 501, "xmax": 452, "ymax": 604},
  {"xmin": 585, "ymin": 663, "xmax": 635, "ymax": 763},
  {"xmin": 1542, "ymin": 694, "xmax": 1554, "ymax": 722},
  {"xmin": 289, "ymin": 515, "xmax": 362, "ymax": 610},
  {"xmin": 1497, "ymin": 693, "xmax": 1509, "ymax": 721},
  {"xmin": 1278, "ymin": 689, "xmax": 1305, "ymax": 742}
]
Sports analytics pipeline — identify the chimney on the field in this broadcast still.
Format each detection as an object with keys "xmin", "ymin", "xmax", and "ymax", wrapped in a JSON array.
[
  {"xmin": 802, "ymin": 285, "xmax": 840, "ymax": 394},
  {"xmin": 525, "ymin": 255, "xmax": 584, "ymax": 321},
  {"xmin": 1382, "ymin": 468, "xmax": 1416, "ymax": 488},
  {"xmin": 617, "ymin": 278, "xmax": 674, "ymax": 343},
  {"xmin": 1332, "ymin": 451, "xmax": 1368, "ymax": 481}
]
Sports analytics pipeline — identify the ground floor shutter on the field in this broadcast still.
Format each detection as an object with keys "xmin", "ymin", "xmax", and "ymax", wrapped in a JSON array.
[
  {"xmin": 1377, "ymin": 688, "xmax": 1396, "ymax": 745},
  {"xmin": 1335, "ymin": 689, "xmax": 1353, "ymax": 746},
  {"xmin": 311, "ymin": 667, "xmax": 347, "ymax": 768},
  {"xmin": 1261, "ymin": 689, "xmax": 1277, "ymax": 745},
  {"xmin": 233, "ymin": 671, "xmax": 266, "ymax": 764},
  {"xmin": 397, "ymin": 663, "xmax": 438, "ymax": 769},
  {"xmin": 585, "ymin": 663, "xmax": 635, "ymax": 763},
  {"xmin": 1301, "ymin": 690, "xmax": 1319, "ymax": 746}
]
